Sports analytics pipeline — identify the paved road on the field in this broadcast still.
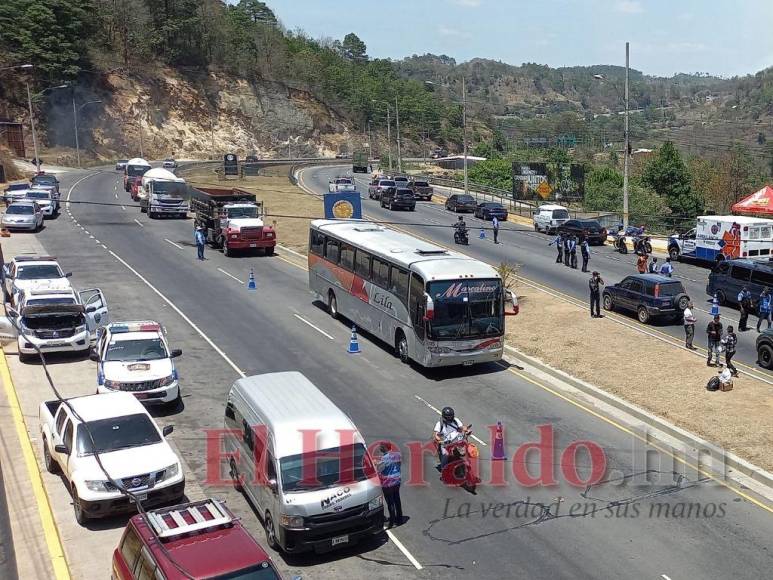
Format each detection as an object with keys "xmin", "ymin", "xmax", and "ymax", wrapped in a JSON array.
[
  {"xmin": 303, "ymin": 166, "xmax": 772, "ymax": 382},
  {"xmin": 30, "ymin": 167, "xmax": 773, "ymax": 579}
]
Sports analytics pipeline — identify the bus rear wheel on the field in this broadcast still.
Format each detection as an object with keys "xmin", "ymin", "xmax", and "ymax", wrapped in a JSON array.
[
  {"xmin": 328, "ymin": 291, "xmax": 338, "ymax": 319},
  {"xmin": 395, "ymin": 331, "xmax": 409, "ymax": 364}
]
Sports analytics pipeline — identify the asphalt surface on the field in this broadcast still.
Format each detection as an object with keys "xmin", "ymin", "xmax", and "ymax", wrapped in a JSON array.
[
  {"xmin": 0, "ymin": 461, "xmax": 18, "ymax": 580},
  {"xmin": 25, "ymin": 166, "xmax": 773, "ymax": 579},
  {"xmin": 303, "ymin": 166, "xmax": 773, "ymax": 381}
]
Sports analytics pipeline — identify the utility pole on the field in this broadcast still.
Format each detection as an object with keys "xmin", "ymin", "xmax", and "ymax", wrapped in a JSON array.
[
  {"xmin": 395, "ymin": 97, "xmax": 402, "ymax": 173},
  {"xmin": 386, "ymin": 105, "xmax": 392, "ymax": 171},
  {"xmin": 623, "ymin": 42, "xmax": 630, "ymax": 229},
  {"xmin": 25, "ymin": 82, "xmax": 40, "ymax": 172},
  {"xmin": 462, "ymin": 75, "xmax": 468, "ymax": 197},
  {"xmin": 367, "ymin": 120, "xmax": 373, "ymax": 161},
  {"xmin": 72, "ymin": 96, "xmax": 80, "ymax": 168}
]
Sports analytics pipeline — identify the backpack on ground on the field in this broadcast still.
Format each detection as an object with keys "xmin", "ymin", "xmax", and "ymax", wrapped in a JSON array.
[{"xmin": 706, "ymin": 377, "xmax": 720, "ymax": 391}]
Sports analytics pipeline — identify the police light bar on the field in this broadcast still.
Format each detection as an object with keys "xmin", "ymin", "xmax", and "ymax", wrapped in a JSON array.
[
  {"xmin": 28, "ymin": 289, "xmax": 73, "ymax": 296},
  {"xmin": 109, "ymin": 321, "xmax": 162, "ymax": 334},
  {"xmin": 14, "ymin": 255, "xmax": 57, "ymax": 262}
]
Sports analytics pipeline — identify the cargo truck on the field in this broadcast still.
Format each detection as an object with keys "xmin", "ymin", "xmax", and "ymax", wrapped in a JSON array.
[
  {"xmin": 138, "ymin": 168, "xmax": 189, "ymax": 218},
  {"xmin": 190, "ymin": 187, "xmax": 276, "ymax": 256},
  {"xmin": 352, "ymin": 150, "xmax": 369, "ymax": 173}
]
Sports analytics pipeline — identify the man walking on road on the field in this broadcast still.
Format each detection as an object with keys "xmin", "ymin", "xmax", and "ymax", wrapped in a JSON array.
[
  {"xmin": 707, "ymin": 315, "xmax": 723, "ymax": 366},
  {"xmin": 568, "ymin": 235, "xmax": 578, "ymax": 269},
  {"xmin": 563, "ymin": 234, "xmax": 571, "ymax": 266},
  {"xmin": 737, "ymin": 286, "xmax": 752, "ymax": 331},
  {"xmin": 722, "ymin": 326, "xmax": 738, "ymax": 376},
  {"xmin": 377, "ymin": 442, "xmax": 403, "ymax": 529},
  {"xmin": 195, "ymin": 226, "xmax": 206, "ymax": 261},
  {"xmin": 580, "ymin": 235, "xmax": 590, "ymax": 272},
  {"xmin": 648, "ymin": 256, "xmax": 658, "ymax": 274},
  {"xmin": 549, "ymin": 232, "xmax": 563, "ymax": 264},
  {"xmin": 492, "ymin": 216, "xmax": 500, "ymax": 244},
  {"xmin": 637, "ymin": 254, "xmax": 648, "ymax": 274},
  {"xmin": 683, "ymin": 300, "xmax": 697, "ymax": 349},
  {"xmin": 589, "ymin": 271, "xmax": 604, "ymax": 318},
  {"xmin": 756, "ymin": 287, "xmax": 771, "ymax": 332}
]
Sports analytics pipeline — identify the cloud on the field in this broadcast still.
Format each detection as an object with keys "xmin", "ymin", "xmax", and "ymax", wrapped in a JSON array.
[
  {"xmin": 438, "ymin": 25, "xmax": 471, "ymax": 39},
  {"xmin": 452, "ymin": 0, "xmax": 482, "ymax": 6},
  {"xmin": 615, "ymin": 1, "xmax": 643, "ymax": 13}
]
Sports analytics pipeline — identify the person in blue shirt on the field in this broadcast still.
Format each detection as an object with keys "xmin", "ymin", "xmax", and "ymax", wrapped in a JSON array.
[
  {"xmin": 549, "ymin": 233, "xmax": 564, "ymax": 264},
  {"xmin": 737, "ymin": 286, "xmax": 752, "ymax": 331},
  {"xmin": 580, "ymin": 235, "xmax": 590, "ymax": 272},
  {"xmin": 659, "ymin": 257, "xmax": 674, "ymax": 277},
  {"xmin": 757, "ymin": 287, "xmax": 772, "ymax": 332},
  {"xmin": 376, "ymin": 442, "xmax": 403, "ymax": 528},
  {"xmin": 567, "ymin": 235, "xmax": 578, "ymax": 269},
  {"xmin": 195, "ymin": 225, "xmax": 206, "ymax": 260}
]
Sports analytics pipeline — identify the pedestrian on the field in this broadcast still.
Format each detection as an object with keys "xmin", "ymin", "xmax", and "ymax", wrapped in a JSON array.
[
  {"xmin": 737, "ymin": 286, "xmax": 752, "ymax": 331},
  {"xmin": 195, "ymin": 225, "xmax": 206, "ymax": 261},
  {"xmin": 549, "ymin": 232, "xmax": 563, "ymax": 263},
  {"xmin": 648, "ymin": 256, "xmax": 658, "ymax": 274},
  {"xmin": 659, "ymin": 257, "xmax": 674, "ymax": 277},
  {"xmin": 636, "ymin": 253, "xmax": 648, "ymax": 274},
  {"xmin": 721, "ymin": 325, "xmax": 738, "ymax": 376},
  {"xmin": 683, "ymin": 300, "xmax": 697, "ymax": 349},
  {"xmin": 756, "ymin": 287, "xmax": 771, "ymax": 332},
  {"xmin": 580, "ymin": 235, "xmax": 590, "ymax": 272},
  {"xmin": 563, "ymin": 234, "xmax": 571, "ymax": 266},
  {"xmin": 376, "ymin": 442, "xmax": 403, "ymax": 529},
  {"xmin": 706, "ymin": 315, "xmax": 723, "ymax": 366},
  {"xmin": 492, "ymin": 215, "xmax": 500, "ymax": 244},
  {"xmin": 568, "ymin": 235, "xmax": 578, "ymax": 269},
  {"xmin": 589, "ymin": 271, "xmax": 604, "ymax": 318}
]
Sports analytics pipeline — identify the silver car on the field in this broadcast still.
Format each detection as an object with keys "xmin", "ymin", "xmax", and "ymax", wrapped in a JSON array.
[
  {"xmin": 3, "ymin": 183, "xmax": 30, "ymax": 203},
  {"xmin": 2, "ymin": 201, "xmax": 44, "ymax": 231},
  {"xmin": 23, "ymin": 189, "xmax": 58, "ymax": 217}
]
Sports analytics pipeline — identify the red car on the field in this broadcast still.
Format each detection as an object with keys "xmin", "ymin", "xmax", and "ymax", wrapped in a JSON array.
[{"xmin": 113, "ymin": 499, "xmax": 283, "ymax": 580}]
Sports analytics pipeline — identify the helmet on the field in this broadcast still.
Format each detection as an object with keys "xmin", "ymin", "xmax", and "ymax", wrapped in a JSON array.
[{"xmin": 441, "ymin": 406, "xmax": 455, "ymax": 422}]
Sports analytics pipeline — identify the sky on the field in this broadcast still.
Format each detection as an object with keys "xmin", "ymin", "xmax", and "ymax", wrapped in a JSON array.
[{"xmin": 265, "ymin": 0, "xmax": 773, "ymax": 78}]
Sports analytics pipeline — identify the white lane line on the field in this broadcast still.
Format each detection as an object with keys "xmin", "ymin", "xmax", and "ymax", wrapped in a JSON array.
[
  {"xmin": 114, "ymin": 193, "xmax": 118, "ymax": 199},
  {"xmin": 385, "ymin": 529, "xmax": 423, "ymax": 570},
  {"xmin": 100, "ymin": 244, "xmax": 107, "ymax": 249},
  {"xmin": 89, "ymin": 235, "xmax": 94, "ymax": 239},
  {"xmin": 133, "ymin": 219, "xmax": 144, "ymax": 228},
  {"xmin": 107, "ymin": 249, "xmax": 245, "ymax": 377},
  {"xmin": 662, "ymin": 575, "xmax": 673, "ymax": 580},
  {"xmin": 217, "ymin": 267, "xmax": 245, "ymax": 285},
  {"xmin": 276, "ymin": 243, "xmax": 307, "ymax": 260},
  {"xmin": 414, "ymin": 394, "xmax": 487, "ymax": 446},
  {"xmin": 121, "ymin": 205, "xmax": 126, "ymax": 211},
  {"xmin": 292, "ymin": 313, "xmax": 335, "ymax": 340},
  {"xmin": 165, "ymin": 238, "xmax": 183, "ymax": 250}
]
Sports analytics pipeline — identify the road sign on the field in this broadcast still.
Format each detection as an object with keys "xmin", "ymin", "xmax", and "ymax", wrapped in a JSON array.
[
  {"xmin": 223, "ymin": 153, "xmax": 238, "ymax": 176},
  {"xmin": 537, "ymin": 180, "xmax": 552, "ymax": 198}
]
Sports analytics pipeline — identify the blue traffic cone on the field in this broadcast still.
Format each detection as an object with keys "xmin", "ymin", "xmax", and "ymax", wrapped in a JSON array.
[
  {"xmin": 710, "ymin": 293, "xmax": 719, "ymax": 317},
  {"xmin": 247, "ymin": 269, "xmax": 256, "ymax": 291},
  {"xmin": 479, "ymin": 227, "xmax": 485, "ymax": 239},
  {"xmin": 347, "ymin": 325, "xmax": 361, "ymax": 354}
]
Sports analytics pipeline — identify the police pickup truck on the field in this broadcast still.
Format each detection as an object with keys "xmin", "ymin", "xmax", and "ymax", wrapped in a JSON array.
[
  {"xmin": 92, "ymin": 321, "xmax": 182, "ymax": 407},
  {"xmin": 39, "ymin": 392, "xmax": 185, "ymax": 524},
  {"xmin": 328, "ymin": 176, "xmax": 357, "ymax": 193}
]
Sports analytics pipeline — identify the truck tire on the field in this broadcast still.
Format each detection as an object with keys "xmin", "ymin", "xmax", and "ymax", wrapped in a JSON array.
[
  {"xmin": 265, "ymin": 246, "xmax": 274, "ymax": 256},
  {"xmin": 43, "ymin": 438, "xmax": 59, "ymax": 474},
  {"xmin": 223, "ymin": 243, "xmax": 231, "ymax": 257},
  {"xmin": 71, "ymin": 484, "xmax": 88, "ymax": 525},
  {"xmin": 758, "ymin": 343, "xmax": 773, "ymax": 369}
]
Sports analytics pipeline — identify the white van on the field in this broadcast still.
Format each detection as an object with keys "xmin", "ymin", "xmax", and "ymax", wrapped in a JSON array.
[
  {"xmin": 223, "ymin": 372, "xmax": 384, "ymax": 554},
  {"xmin": 668, "ymin": 215, "xmax": 773, "ymax": 263},
  {"xmin": 533, "ymin": 204, "xmax": 570, "ymax": 233}
]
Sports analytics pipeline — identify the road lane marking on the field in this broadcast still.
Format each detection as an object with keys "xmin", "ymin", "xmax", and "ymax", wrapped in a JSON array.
[
  {"xmin": 165, "ymin": 238, "xmax": 183, "ymax": 250},
  {"xmin": 414, "ymin": 395, "xmax": 487, "ymax": 446},
  {"xmin": 217, "ymin": 267, "xmax": 245, "ymax": 284},
  {"xmin": 385, "ymin": 529, "xmax": 423, "ymax": 570},
  {"xmin": 114, "ymin": 193, "xmax": 118, "ymax": 199},
  {"xmin": 662, "ymin": 575, "xmax": 673, "ymax": 580},
  {"xmin": 121, "ymin": 205, "xmax": 126, "ymax": 211},
  {"xmin": 133, "ymin": 219, "xmax": 144, "ymax": 228},
  {"xmin": 0, "ymin": 350, "xmax": 71, "ymax": 579},
  {"xmin": 292, "ymin": 313, "xmax": 334, "ymax": 340}
]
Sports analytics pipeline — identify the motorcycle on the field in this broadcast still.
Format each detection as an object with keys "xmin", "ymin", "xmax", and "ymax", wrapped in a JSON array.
[
  {"xmin": 634, "ymin": 235, "xmax": 652, "ymax": 255},
  {"xmin": 614, "ymin": 232, "xmax": 628, "ymax": 254},
  {"xmin": 453, "ymin": 227, "xmax": 469, "ymax": 245},
  {"xmin": 439, "ymin": 426, "xmax": 481, "ymax": 491}
]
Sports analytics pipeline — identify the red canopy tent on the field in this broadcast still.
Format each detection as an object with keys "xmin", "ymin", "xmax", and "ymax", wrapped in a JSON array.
[{"xmin": 731, "ymin": 185, "xmax": 773, "ymax": 216}]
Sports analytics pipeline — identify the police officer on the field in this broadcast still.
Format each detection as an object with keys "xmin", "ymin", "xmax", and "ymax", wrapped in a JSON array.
[
  {"xmin": 563, "ymin": 234, "xmax": 571, "ymax": 266},
  {"xmin": 589, "ymin": 271, "xmax": 604, "ymax": 318},
  {"xmin": 737, "ymin": 286, "xmax": 752, "ymax": 331},
  {"xmin": 580, "ymin": 235, "xmax": 590, "ymax": 272},
  {"xmin": 549, "ymin": 232, "xmax": 564, "ymax": 264}
]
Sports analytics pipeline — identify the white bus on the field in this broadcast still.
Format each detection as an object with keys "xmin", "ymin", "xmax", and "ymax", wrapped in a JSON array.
[{"xmin": 308, "ymin": 220, "xmax": 518, "ymax": 367}]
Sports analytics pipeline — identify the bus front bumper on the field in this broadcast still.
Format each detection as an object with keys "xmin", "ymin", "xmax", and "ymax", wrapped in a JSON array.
[{"xmin": 425, "ymin": 343, "xmax": 504, "ymax": 367}]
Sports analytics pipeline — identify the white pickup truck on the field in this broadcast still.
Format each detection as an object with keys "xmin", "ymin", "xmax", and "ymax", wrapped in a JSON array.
[
  {"xmin": 39, "ymin": 392, "xmax": 185, "ymax": 525},
  {"xmin": 328, "ymin": 177, "xmax": 356, "ymax": 193}
]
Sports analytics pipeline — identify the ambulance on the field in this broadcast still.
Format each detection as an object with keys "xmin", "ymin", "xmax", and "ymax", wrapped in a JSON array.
[{"xmin": 668, "ymin": 215, "xmax": 773, "ymax": 264}]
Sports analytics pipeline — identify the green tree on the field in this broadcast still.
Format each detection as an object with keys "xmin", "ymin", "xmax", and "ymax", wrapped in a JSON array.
[
  {"xmin": 585, "ymin": 166, "xmax": 669, "ymax": 218},
  {"xmin": 641, "ymin": 141, "xmax": 702, "ymax": 216},
  {"xmin": 467, "ymin": 158, "xmax": 512, "ymax": 190},
  {"xmin": 341, "ymin": 33, "xmax": 367, "ymax": 62},
  {"xmin": 236, "ymin": 0, "xmax": 276, "ymax": 25}
]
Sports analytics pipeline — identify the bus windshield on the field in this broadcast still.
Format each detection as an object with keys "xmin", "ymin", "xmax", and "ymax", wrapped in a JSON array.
[{"xmin": 427, "ymin": 279, "xmax": 503, "ymax": 340}]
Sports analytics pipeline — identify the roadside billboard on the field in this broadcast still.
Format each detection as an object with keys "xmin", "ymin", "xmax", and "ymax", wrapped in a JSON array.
[{"xmin": 512, "ymin": 162, "xmax": 585, "ymax": 201}]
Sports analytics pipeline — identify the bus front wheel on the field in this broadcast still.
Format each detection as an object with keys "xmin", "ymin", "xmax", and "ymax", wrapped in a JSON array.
[{"xmin": 395, "ymin": 331, "xmax": 409, "ymax": 364}]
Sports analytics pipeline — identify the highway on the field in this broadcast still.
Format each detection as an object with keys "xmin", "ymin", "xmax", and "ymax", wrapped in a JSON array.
[
  {"xmin": 36, "ymin": 166, "xmax": 773, "ymax": 579},
  {"xmin": 301, "ymin": 166, "xmax": 772, "ymax": 382}
]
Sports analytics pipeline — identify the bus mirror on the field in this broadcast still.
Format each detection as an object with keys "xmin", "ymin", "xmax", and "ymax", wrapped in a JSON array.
[
  {"xmin": 505, "ymin": 290, "xmax": 519, "ymax": 316},
  {"xmin": 422, "ymin": 293, "xmax": 434, "ymax": 321}
]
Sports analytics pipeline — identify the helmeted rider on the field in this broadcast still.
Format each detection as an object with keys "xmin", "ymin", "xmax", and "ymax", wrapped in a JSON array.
[
  {"xmin": 454, "ymin": 216, "xmax": 468, "ymax": 241},
  {"xmin": 434, "ymin": 406, "xmax": 470, "ymax": 469}
]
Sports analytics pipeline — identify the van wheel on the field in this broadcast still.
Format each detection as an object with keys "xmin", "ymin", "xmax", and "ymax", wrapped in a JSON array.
[
  {"xmin": 263, "ymin": 513, "xmax": 279, "ymax": 551},
  {"xmin": 637, "ymin": 306, "xmax": 650, "ymax": 324},
  {"xmin": 229, "ymin": 458, "xmax": 243, "ymax": 492},
  {"xmin": 71, "ymin": 484, "xmax": 88, "ymax": 526},
  {"xmin": 395, "ymin": 331, "xmax": 409, "ymax": 364},
  {"xmin": 758, "ymin": 344, "xmax": 773, "ymax": 369},
  {"xmin": 328, "ymin": 291, "xmax": 338, "ymax": 319},
  {"xmin": 715, "ymin": 290, "xmax": 727, "ymax": 305},
  {"xmin": 43, "ymin": 438, "xmax": 59, "ymax": 474}
]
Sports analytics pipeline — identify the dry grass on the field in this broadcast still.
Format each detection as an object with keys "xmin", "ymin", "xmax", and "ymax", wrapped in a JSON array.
[
  {"xmin": 183, "ymin": 166, "xmax": 322, "ymax": 255},
  {"xmin": 506, "ymin": 285, "xmax": 773, "ymax": 471},
  {"xmin": 0, "ymin": 148, "xmax": 26, "ymax": 182}
]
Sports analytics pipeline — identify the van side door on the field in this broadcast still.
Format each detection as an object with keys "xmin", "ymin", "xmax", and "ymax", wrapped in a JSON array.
[{"xmin": 728, "ymin": 265, "xmax": 752, "ymax": 303}]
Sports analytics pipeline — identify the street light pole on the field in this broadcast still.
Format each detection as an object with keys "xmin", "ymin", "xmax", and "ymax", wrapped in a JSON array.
[
  {"xmin": 25, "ymin": 82, "xmax": 40, "ymax": 172},
  {"xmin": 462, "ymin": 75, "xmax": 468, "ymax": 197},
  {"xmin": 395, "ymin": 97, "xmax": 402, "ymax": 173},
  {"xmin": 386, "ymin": 105, "xmax": 392, "ymax": 171},
  {"xmin": 623, "ymin": 42, "xmax": 630, "ymax": 229}
]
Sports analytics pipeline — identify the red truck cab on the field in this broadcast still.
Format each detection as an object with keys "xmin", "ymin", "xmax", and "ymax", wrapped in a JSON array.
[{"xmin": 112, "ymin": 499, "xmax": 283, "ymax": 580}]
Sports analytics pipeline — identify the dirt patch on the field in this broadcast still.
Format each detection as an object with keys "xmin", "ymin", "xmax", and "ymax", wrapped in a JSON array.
[
  {"xmin": 505, "ymin": 284, "xmax": 773, "ymax": 472},
  {"xmin": 183, "ymin": 166, "xmax": 322, "ymax": 255}
]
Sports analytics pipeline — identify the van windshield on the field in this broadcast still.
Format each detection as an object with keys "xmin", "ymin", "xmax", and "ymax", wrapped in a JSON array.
[
  {"xmin": 211, "ymin": 562, "xmax": 280, "ymax": 580},
  {"xmin": 552, "ymin": 209, "xmax": 569, "ymax": 219},
  {"xmin": 279, "ymin": 443, "xmax": 373, "ymax": 492}
]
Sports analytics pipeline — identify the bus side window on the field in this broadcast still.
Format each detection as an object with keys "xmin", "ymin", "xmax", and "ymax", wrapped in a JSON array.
[
  {"xmin": 340, "ymin": 243, "xmax": 355, "ymax": 271},
  {"xmin": 390, "ymin": 266, "xmax": 409, "ymax": 307},
  {"xmin": 325, "ymin": 237, "xmax": 340, "ymax": 263},
  {"xmin": 355, "ymin": 250, "xmax": 371, "ymax": 279},
  {"xmin": 409, "ymin": 273, "xmax": 426, "ymax": 341},
  {"xmin": 372, "ymin": 258, "xmax": 390, "ymax": 288},
  {"xmin": 310, "ymin": 230, "xmax": 325, "ymax": 255}
]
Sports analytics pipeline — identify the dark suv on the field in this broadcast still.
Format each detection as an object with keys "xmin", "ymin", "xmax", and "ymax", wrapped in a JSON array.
[
  {"xmin": 445, "ymin": 194, "xmax": 476, "ymax": 213},
  {"xmin": 557, "ymin": 219, "xmax": 607, "ymax": 245},
  {"xmin": 602, "ymin": 274, "xmax": 690, "ymax": 324},
  {"xmin": 381, "ymin": 188, "xmax": 416, "ymax": 211},
  {"xmin": 756, "ymin": 330, "xmax": 773, "ymax": 369}
]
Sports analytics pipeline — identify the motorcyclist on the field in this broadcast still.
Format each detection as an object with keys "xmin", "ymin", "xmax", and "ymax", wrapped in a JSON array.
[
  {"xmin": 434, "ymin": 407, "xmax": 470, "ymax": 469},
  {"xmin": 454, "ymin": 216, "xmax": 468, "ymax": 243}
]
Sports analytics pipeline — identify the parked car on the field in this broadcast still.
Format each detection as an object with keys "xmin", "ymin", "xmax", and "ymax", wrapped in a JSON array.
[
  {"xmin": 162, "ymin": 158, "xmax": 177, "ymax": 169},
  {"xmin": 410, "ymin": 180, "xmax": 433, "ymax": 201},
  {"xmin": 756, "ymin": 329, "xmax": 773, "ymax": 369},
  {"xmin": 328, "ymin": 177, "xmax": 356, "ymax": 193},
  {"xmin": 3, "ymin": 183, "xmax": 30, "ymax": 203},
  {"xmin": 533, "ymin": 204, "xmax": 570, "ymax": 233},
  {"xmin": 113, "ymin": 499, "xmax": 283, "ymax": 580},
  {"xmin": 367, "ymin": 179, "xmax": 396, "ymax": 200},
  {"xmin": 557, "ymin": 218, "xmax": 607, "ymax": 245},
  {"xmin": 30, "ymin": 173, "xmax": 60, "ymax": 195},
  {"xmin": 602, "ymin": 274, "xmax": 690, "ymax": 324},
  {"xmin": 393, "ymin": 175, "xmax": 410, "ymax": 187},
  {"xmin": 1, "ymin": 201, "xmax": 44, "ymax": 232},
  {"xmin": 445, "ymin": 194, "xmax": 477, "ymax": 213},
  {"xmin": 115, "ymin": 159, "xmax": 129, "ymax": 171},
  {"xmin": 474, "ymin": 202, "xmax": 508, "ymax": 221},
  {"xmin": 380, "ymin": 188, "xmax": 416, "ymax": 211},
  {"xmin": 23, "ymin": 189, "xmax": 58, "ymax": 217},
  {"xmin": 3, "ymin": 255, "xmax": 72, "ymax": 304}
]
